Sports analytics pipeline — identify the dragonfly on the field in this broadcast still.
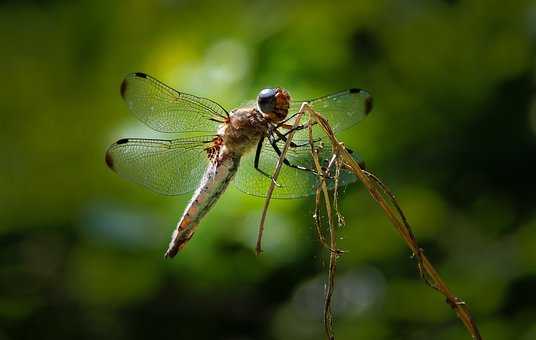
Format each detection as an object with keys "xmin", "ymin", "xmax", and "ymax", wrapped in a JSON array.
[{"xmin": 105, "ymin": 72, "xmax": 373, "ymax": 258}]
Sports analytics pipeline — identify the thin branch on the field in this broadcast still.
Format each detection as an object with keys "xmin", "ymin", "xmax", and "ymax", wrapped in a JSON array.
[
  {"xmin": 256, "ymin": 105, "xmax": 306, "ymax": 256},
  {"xmin": 307, "ymin": 112, "xmax": 338, "ymax": 340},
  {"xmin": 313, "ymin": 185, "xmax": 343, "ymax": 254},
  {"xmin": 304, "ymin": 105, "xmax": 483, "ymax": 340}
]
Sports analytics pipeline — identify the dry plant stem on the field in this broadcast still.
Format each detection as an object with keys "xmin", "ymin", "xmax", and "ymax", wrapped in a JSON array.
[
  {"xmin": 332, "ymin": 156, "xmax": 345, "ymax": 228},
  {"xmin": 312, "ymin": 158, "xmax": 344, "ymax": 254},
  {"xmin": 307, "ymin": 113, "xmax": 337, "ymax": 340},
  {"xmin": 306, "ymin": 107, "xmax": 483, "ymax": 340},
  {"xmin": 313, "ymin": 187, "xmax": 327, "ymax": 245},
  {"xmin": 313, "ymin": 186, "xmax": 341, "ymax": 253},
  {"xmin": 362, "ymin": 170, "xmax": 437, "ymax": 287},
  {"xmin": 255, "ymin": 104, "xmax": 306, "ymax": 256}
]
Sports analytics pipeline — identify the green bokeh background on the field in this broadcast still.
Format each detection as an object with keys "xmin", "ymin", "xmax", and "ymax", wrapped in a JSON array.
[{"xmin": 2, "ymin": 1, "xmax": 536, "ymax": 339}]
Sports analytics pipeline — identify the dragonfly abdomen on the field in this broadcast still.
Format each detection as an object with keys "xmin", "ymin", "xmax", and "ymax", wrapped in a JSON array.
[{"xmin": 164, "ymin": 156, "xmax": 241, "ymax": 258}]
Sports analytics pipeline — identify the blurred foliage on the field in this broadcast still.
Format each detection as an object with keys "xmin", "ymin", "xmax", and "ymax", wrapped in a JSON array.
[{"xmin": 1, "ymin": 0, "xmax": 536, "ymax": 339}]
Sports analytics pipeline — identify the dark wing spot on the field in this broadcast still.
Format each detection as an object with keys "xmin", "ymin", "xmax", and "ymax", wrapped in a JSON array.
[
  {"xmin": 105, "ymin": 151, "xmax": 114, "ymax": 170},
  {"xmin": 349, "ymin": 88, "xmax": 361, "ymax": 94},
  {"xmin": 116, "ymin": 138, "xmax": 129, "ymax": 145},
  {"xmin": 121, "ymin": 73, "xmax": 147, "ymax": 98},
  {"xmin": 364, "ymin": 95, "xmax": 373, "ymax": 115},
  {"xmin": 120, "ymin": 78, "xmax": 128, "ymax": 98}
]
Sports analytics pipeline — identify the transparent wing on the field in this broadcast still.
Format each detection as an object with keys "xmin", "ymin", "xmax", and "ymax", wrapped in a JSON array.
[
  {"xmin": 233, "ymin": 136, "xmax": 362, "ymax": 199},
  {"xmin": 105, "ymin": 136, "xmax": 214, "ymax": 195},
  {"xmin": 120, "ymin": 72, "xmax": 228, "ymax": 133},
  {"xmin": 289, "ymin": 88, "xmax": 373, "ymax": 137}
]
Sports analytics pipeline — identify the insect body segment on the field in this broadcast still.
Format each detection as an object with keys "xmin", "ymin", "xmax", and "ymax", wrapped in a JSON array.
[{"xmin": 165, "ymin": 156, "xmax": 240, "ymax": 258}]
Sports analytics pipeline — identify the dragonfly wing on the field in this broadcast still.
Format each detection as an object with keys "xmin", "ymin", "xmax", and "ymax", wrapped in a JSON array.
[
  {"xmin": 105, "ymin": 136, "xmax": 214, "ymax": 195},
  {"xmin": 120, "ymin": 72, "xmax": 228, "ymax": 133},
  {"xmin": 233, "ymin": 136, "xmax": 362, "ymax": 199},
  {"xmin": 289, "ymin": 88, "xmax": 373, "ymax": 136}
]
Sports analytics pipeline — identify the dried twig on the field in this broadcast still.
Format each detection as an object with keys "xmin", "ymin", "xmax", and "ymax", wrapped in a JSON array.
[
  {"xmin": 256, "ymin": 104, "xmax": 306, "ymax": 256},
  {"xmin": 303, "ymin": 105, "xmax": 483, "ymax": 340},
  {"xmin": 257, "ymin": 102, "xmax": 482, "ymax": 339},
  {"xmin": 313, "ymin": 185, "xmax": 342, "ymax": 254},
  {"xmin": 307, "ymin": 116, "xmax": 338, "ymax": 340}
]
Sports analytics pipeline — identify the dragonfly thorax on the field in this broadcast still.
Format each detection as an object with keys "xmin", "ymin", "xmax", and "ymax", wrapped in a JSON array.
[{"xmin": 221, "ymin": 107, "xmax": 268, "ymax": 157}]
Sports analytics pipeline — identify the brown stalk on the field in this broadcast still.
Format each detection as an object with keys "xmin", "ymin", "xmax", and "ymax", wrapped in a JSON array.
[
  {"xmin": 307, "ymin": 115, "xmax": 338, "ymax": 340},
  {"xmin": 256, "ymin": 104, "xmax": 307, "ymax": 256},
  {"xmin": 313, "ymin": 185, "xmax": 342, "ymax": 254},
  {"xmin": 303, "ymin": 105, "xmax": 483, "ymax": 340}
]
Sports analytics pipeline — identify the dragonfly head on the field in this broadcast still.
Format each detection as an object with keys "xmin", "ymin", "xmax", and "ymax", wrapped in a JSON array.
[{"xmin": 257, "ymin": 87, "xmax": 291, "ymax": 122}]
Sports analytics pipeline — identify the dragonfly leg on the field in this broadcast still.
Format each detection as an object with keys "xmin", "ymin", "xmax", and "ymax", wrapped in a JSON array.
[
  {"xmin": 276, "ymin": 120, "xmax": 317, "ymax": 135},
  {"xmin": 267, "ymin": 133, "xmax": 319, "ymax": 175},
  {"xmin": 254, "ymin": 136, "xmax": 282, "ymax": 187},
  {"xmin": 272, "ymin": 127, "xmax": 320, "ymax": 148},
  {"xmin": 271, "ymin": 128, "xmax": 301, "ymax": 148},
  {"xmin": 268, "ymin": 128, "xmax": 334, "ymax": 179},
  {"xmin": 277, "ymin": 111, "xmax": 300, "ymax": 125}
]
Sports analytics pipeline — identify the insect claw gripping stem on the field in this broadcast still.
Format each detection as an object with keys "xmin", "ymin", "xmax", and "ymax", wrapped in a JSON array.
[{"xmin": 267, "ymin": 133, "xmax": 318, "ymax": 175}]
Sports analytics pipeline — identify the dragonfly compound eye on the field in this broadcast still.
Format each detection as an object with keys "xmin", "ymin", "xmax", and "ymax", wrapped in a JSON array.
[{"xmin": 257, "ymin": 88, "xmax": 277, "ymax": 114}]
